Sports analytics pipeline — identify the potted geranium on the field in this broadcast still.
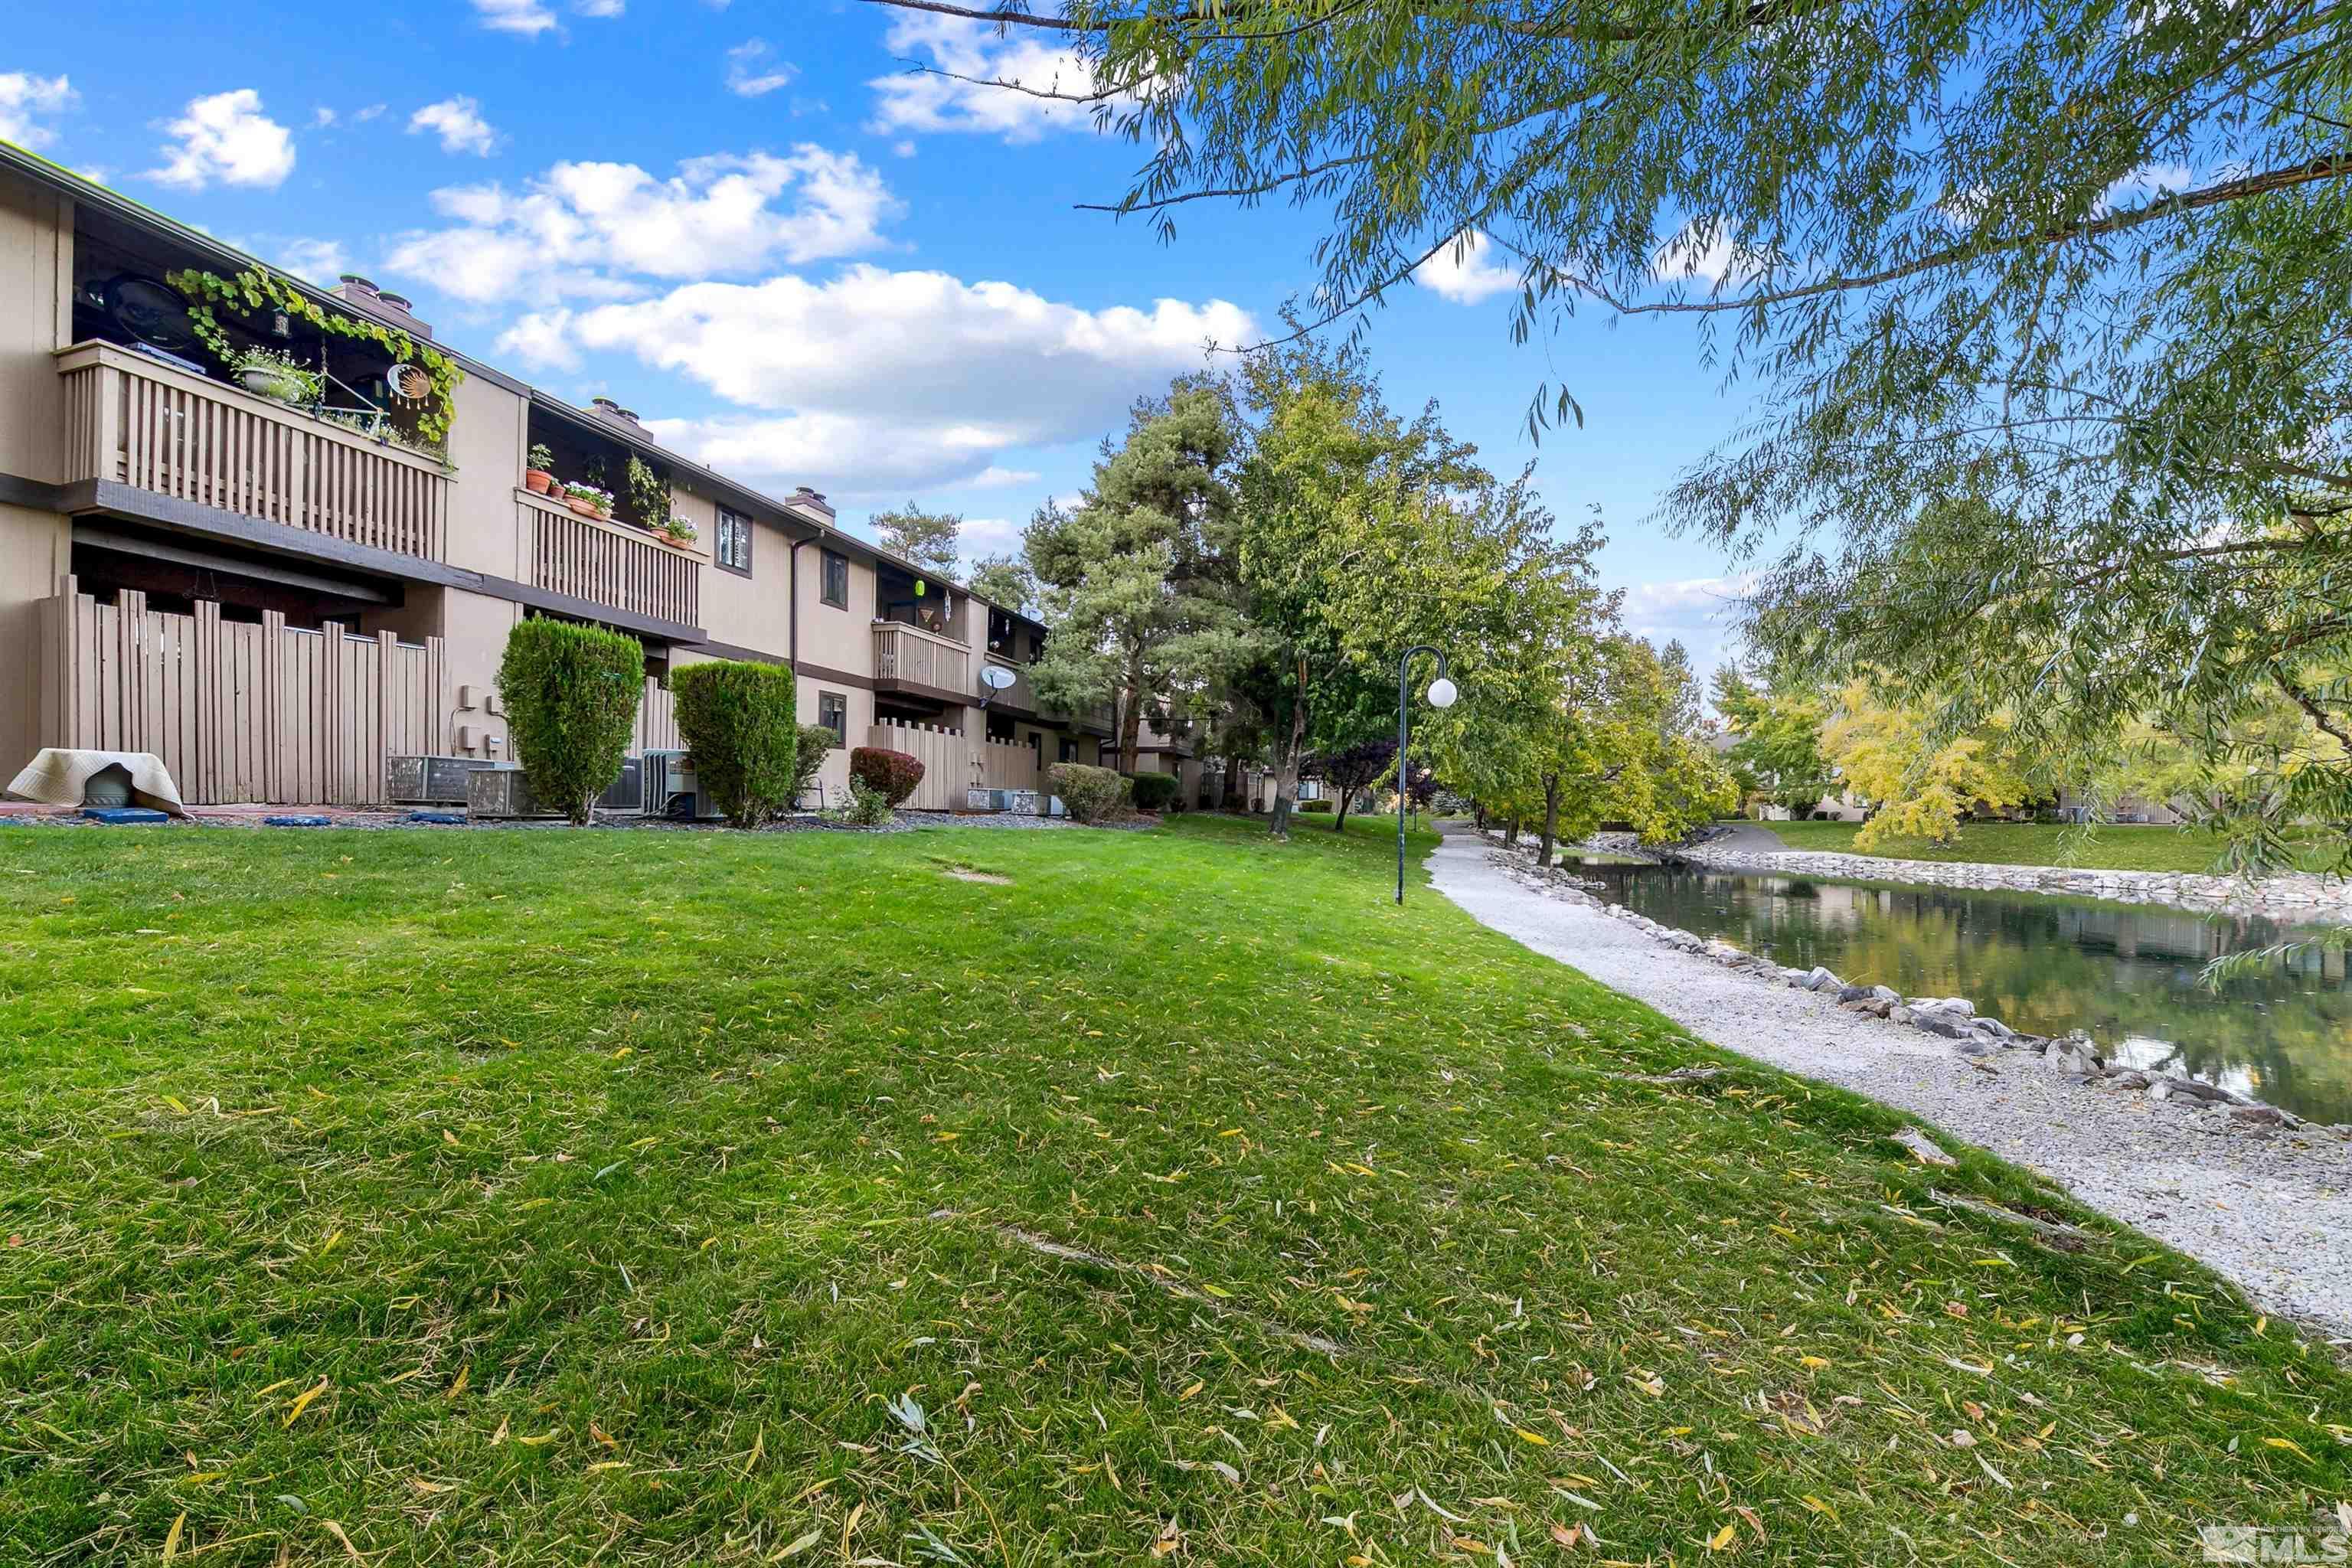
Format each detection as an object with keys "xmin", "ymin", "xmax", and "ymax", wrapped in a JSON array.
[
  {"xmin": 563, "ymin": 482, "xmax": 614, "ymax": 520},
  {"xmin": 662, "ymin": 515, "xmax": 697, "ymax": 546},
  {"xmin": 234, "ymin": 347, "xmax": 320, "ymax": 405},
  {"xmin": 525, "ymin": 443, "xmax": 556, "ymax": 495}
]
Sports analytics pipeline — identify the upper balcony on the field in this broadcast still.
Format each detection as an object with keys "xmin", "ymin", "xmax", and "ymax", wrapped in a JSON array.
[
  {"xmin": 974, "ymin": 654, "xmax": 1115, "ymax": 733},
  {"xmin": 519, "ymin": 486, "xmax": 701, "ymax": 632},
  {"xmin": 872, "ymin": 620, "xmax": 971, "ymax": 701},
  {"xmin": 56, "ymin": 341, "xmax": 451, "ymax": 562}
]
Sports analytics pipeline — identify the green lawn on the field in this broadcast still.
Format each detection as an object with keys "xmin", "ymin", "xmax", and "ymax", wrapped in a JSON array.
[
  {"xmin": 2, "ymin": 812, "xmax": 2339, "ymax": 1564},
  {"xmin": 1762, "ymin": 818, "xmax": 2287, "ymax": 874}
]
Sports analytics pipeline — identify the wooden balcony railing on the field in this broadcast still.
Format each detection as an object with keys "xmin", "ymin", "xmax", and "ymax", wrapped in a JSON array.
[
  {"xmin": 57, "ymin": 341, "xmax": 449, "ymax": 561},
  {"xmin": 872, "ymin": 622, "xmax": 970, "ymax": 695},
  {"xmin": 521, "ymin": 490, "xmax": 701, "ymax": 630}
]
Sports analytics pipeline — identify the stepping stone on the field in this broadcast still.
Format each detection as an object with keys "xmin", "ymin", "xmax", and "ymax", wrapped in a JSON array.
[
  {"xmin": 80, "ymin": 807, "xmax": 169, "ymax": 825},
  {"xmin": 264, "ymin": 815, "xmax": 332, "ymax": 828}
]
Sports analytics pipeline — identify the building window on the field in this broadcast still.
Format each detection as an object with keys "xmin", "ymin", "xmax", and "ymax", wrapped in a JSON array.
[
  {"xmin": 818, "ymin": 691, "xmax": 848, "ymax": 746},
  {"xmin": 821, "ymin": 550, "xmax": 849, "ymax": 608},
  {"xmin": 1058, "ymin": 737, "xmax": 1076, "ymax": 763},
  {"xmin": 1027, "ymin": 631, "xmax": 1044, "ymax": 662},
  {"xmin": 716, "ymin": 508, "xmax": 752, "ymax": 575}
]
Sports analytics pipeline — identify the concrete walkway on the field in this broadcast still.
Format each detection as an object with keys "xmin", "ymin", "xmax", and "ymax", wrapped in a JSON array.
[
  {"xmin": 1692, "ymin": 820, "xmax": 1788, "ymax": 853},
  {"xmin": 1425, "ymin": 824, "xmax": 2352, "ymax": 1338}
]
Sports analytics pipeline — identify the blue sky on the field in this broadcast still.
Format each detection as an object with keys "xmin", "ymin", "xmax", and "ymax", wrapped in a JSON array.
[{"xmin": 2, "ymin": 0, "xmax": 1759, "ymax": 672}]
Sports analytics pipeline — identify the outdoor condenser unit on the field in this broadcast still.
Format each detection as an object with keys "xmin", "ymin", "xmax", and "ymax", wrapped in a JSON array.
[
  {"xmin": 641, "ymin": 750, "xmax": 725, "ymax": 820},
  {"xmin": 598, "ymin": 756, "xmax": 646, "ymax": 815},
  {"xmin": 387, "ymin": 754, "xmax": 495, "ymax": 805},
  {"xmin": 465, "ymin": 765, "xmax": 563, "ymax": 819}
]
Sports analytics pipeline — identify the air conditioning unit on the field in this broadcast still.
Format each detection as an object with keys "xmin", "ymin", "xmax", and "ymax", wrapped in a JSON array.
[
  {"xmin": 387, "ymin": 753, "xmax": 496, "ymax": 805},
  {"xmin": 598, "ymin": 756, "xmax": 646, "ymax": 815},
  {"xmin": 466, "ymin": 764, "xmax": 563, "ymax": 819},
  {"xmin": 641, "ymin": 750, "xmax": 724, "ymax": 820}
]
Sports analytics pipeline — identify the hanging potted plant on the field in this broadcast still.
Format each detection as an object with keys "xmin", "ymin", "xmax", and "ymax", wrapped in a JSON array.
[
  {"xmin": 563, "ymin": 482, "xmax": 614, "ymax": 520},
  {"xmin": 524, "ymin": 443, "xmax": 556, "ymax": 495},
  {"xmin": 233, "ymin": 346, "xmax": 321, "ymax": 405}
]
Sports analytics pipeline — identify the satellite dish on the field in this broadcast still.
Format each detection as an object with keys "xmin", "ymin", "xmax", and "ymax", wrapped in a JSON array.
[{"xmin": 978, "ymin": 665, "xmax": 1018, "ymax": 691}]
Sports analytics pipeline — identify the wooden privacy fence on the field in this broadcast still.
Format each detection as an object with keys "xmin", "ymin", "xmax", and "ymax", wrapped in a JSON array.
[
  {"xmin": 636, "ymin": 679, "xmax": 680, "ymax": 754},
  {"xmin": 865, "ymin": 719, "xmax": 970, "ymax": 811},
  {"xmin": 978, "ymin": 737, "xmax": 1043, "ymax": 797},
  {"xmin": 57, "ymin": 343, "xmax": 450, "ymax": 562},
  {"xmin": 38, "ymin": 580, "xmax": 446, "ymax": 805}
]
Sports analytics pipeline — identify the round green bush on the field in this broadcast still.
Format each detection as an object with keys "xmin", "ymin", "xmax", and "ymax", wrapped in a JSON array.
[
  {"xmin": 1298, "ymin": 799, "xmax": 1334, "ymax": 813},
  {"xmin": 1129, "ymin": 770, "xmax": 1181, "ymax": 812},
  {"xmin": 671, "ymin": 659, "xmax": 799, "ymax": 828},
  {"xmin": 850, "ymin": 746, "xmax": 925, "ymax": 806},
  {"xmin": 1049, "ymin": 762, "xmax": 1132, "ymax": 823},
  {"xmin": 495, "ymin": 619, "xmax": 645, "ymax": 825}
]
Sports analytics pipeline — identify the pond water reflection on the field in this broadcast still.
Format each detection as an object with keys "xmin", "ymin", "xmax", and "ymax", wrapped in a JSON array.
[{"xmin": 1578, "ymin": 861, "xmax": 2352, "ymax": 1125}]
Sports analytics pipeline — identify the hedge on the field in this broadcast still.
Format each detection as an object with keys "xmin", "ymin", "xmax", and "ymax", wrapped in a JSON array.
[
  {"xmin": 1049, "ymin": 762, "xmax": 1131, "ymax": 824},
  {"xmin": 1298, "ymin": 799, "xmax": 1334, "ymax": 813},
  {"xmin": 851, "ymin": 746, "xmax": 925, "ymax": 806},
  {"xmin": 792, "ymin": 724, "xmax": 837, "ymax": 807},
  {"xmin": 671, "ymin": 660, "xmax": 799, "ymax": 828},
  {"xmin": 1129, "ymin": 770, "xmax": 1181, "ymax": 812},
  {"xmin": 495, "ymin": 619, "xmax": 644, "ymax": 825}
]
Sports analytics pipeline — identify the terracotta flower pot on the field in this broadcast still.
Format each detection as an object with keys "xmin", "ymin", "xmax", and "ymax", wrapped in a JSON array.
[
  {"xmin": 567, "ymin": 495, "xmax": 600, "ymax": 518},
  {"xmin": 524, "ymin": 469, "xmax": 555, "ymax": 495}
]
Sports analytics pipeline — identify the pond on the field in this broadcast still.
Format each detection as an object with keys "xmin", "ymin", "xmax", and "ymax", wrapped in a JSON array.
[{"xmin": 1576, "ymin": 860, "xmax": 2352, "ymax": 1125}]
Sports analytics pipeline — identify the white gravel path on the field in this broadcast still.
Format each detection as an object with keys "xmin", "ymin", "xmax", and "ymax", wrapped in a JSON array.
[{"xmin": 1426, "ymin": 825, "xmax": 2352, "ymax": 1339}]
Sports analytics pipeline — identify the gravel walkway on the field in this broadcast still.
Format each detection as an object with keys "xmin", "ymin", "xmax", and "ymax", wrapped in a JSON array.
[{"xmin": 1426, "ymin": 825, "xmax": 2352, "ymax": 1339}]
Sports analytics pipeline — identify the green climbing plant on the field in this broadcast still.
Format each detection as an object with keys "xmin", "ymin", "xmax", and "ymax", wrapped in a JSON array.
[{"xmin": 164, "ymin": 266, "xmax": 464, "ymax": 451}]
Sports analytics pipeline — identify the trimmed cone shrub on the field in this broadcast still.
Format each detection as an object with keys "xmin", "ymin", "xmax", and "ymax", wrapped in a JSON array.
[
  {"xmin": 671, "ymin": 659, "xmax": 799, "ymax": 828},
  {"xmin": 791, "ymin": 723, "xmax": 837, "ymax": 808},
  {"xmin": 495, "ymin": 619, "xmax": 644, "ymax": 825},
  {"xmin": 1050, "ymin": 762, "xmax": 1131, "ymax": 824},
  {"xmin": 850, "ymin": 746, "xmax": 925, "ymax": 806},
  {"xmin": 1129, "ymin": 770, "xmax": 1181, "ymax": 813}
]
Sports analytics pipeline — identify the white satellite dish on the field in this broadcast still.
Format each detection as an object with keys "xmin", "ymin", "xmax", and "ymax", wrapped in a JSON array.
[{"xmin": 978, "ymin": 665, "xmax": 1018, "ymax": 691}]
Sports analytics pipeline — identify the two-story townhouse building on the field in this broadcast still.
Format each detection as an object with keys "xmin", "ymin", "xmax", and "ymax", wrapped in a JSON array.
[{"xmin": 0, "ymin": 147, "xmax": 1111, "ymax": 811}]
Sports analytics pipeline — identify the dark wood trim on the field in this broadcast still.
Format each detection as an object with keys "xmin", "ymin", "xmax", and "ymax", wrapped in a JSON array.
[
  {"xmin": 0, "ymin": 471, "xmax": 68, "ymax": 511},
  {"xmin": 67, "ymin": 478, "xmax": 707, "ymax": 645},
  {"xmin": 794, "ymin": 660, "xmax": 874, "ymax": 694},
  {"xmin": 697, "ymin": 638, "xmax": 788, "ymax": 665},
  {"xmin": 873, "ymin": 675, "xmax": 972, "ymax": 707},
  {"xmin": 74, "ymin": 521, "xmax": 395, "ymax": 603}
]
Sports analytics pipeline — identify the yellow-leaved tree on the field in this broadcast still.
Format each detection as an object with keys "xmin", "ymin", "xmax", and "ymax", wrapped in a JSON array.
[{"xmin": 1823, "ymin": 681, "xmax": 2034, "ymax": 846}]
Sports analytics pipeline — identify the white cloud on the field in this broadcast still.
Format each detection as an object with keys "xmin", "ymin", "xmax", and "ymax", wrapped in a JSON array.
[
  {"xmin": 1414, "ymin": 230, "xmax": 1519, "ymax": 305},
  {"xmin": 1621, "ymin": 573, "xmax": 1754, "ymax": 682},
  {"xmin": 2099, "ymin": 162, "xmax": 2196, "ymax": 214},
  {"xmin": 869, "ymin": 12, "xmax": 1115, "ymax": 143},
  {"xmin": 146, "ymin": 90, "xmax": 296, "ymax": 190},
  {"xmin": 472, "ymin": 0, "xmax": 557, "ymax": 33},
  {"xmin": 353, "ymin": 103, "xmax": 387, "ymax": 123},
  {"xmin": 1649, "ymin": 217, "xmax": 1766, "ymax": 290},
  {"xmin": 384, "ymin": 147, "xmax": 897, "ymax": 304},
  {"xmin": 505, "ymin": 265, "xmax": 1252, "ymax": 500},
  {"xmin": 968, "ymin": 466, "xmax": 1040, "ymax": 489},
  {"xmin": 310, "ymin": 106, "xmax": 338, "ymax": 129},
  {"xmin": 409, "ymin": 96, "xmax": 498, "ymax": 156},
  {"xmin": 0, "ymin": 72, "xmax": 76, "ymax": 151},
  {"xmin": 576, "ymin": 0, "xmax": 625, "ymax": 14},
  {"xmin": 727, "ymin": 39, "xmax": 799, "ymax": 97},
  {"xmin": 276, "ymin": 237, "xmax": 351, "ymax": 283}
]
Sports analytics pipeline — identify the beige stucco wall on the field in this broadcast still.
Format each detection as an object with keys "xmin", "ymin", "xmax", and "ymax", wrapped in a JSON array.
[
  {"xmin": 0, "ymin": 501, "xmax": 70, "ymax": 773},
  {"xmin": 797, "ymin": 543, "xmax": 877, "ymax": 673},
  {"xmin": 796, "ymin": 677, "xmax": 874, "ymax": 805},
  {"xmin": 440, "ymin": 376, "xmax": 533, "ymax": 580},
  {"xmin": 683, "ymin": 485, "xmax": 790, "ymax": 658},
  {"xmin": 0, "ymin": 179, "xmax": 68, "ymax": 484}
]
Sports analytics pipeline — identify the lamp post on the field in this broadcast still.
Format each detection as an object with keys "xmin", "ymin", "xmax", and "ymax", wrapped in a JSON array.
[{"xmin": 1396, "ymin": 645, "xmax": 1457, "ymax": 905}]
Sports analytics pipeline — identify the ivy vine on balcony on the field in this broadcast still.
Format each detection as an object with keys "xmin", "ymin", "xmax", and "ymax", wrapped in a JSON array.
[{"xmin": 164, "ymin": 267, "xmax": 465, "ymax": 449}]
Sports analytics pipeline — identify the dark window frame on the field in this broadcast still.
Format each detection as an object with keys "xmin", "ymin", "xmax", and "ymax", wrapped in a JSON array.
[
  {"xmin": 820, "ymin": 550, "xmax": 849, "ymax": 609},
  {"xmin": 818, "ymin": 691, "xmax": 848, "ymax": 746},
  {"xmin": 715, "ymin": 507, "xmax": 753, "ymax": 577}
]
